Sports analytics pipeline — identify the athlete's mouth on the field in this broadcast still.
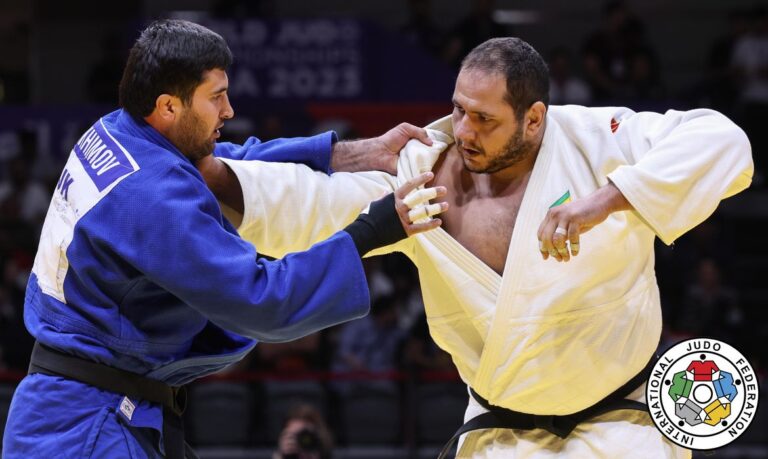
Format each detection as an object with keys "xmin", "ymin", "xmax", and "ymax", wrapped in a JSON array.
[{"xmin": 458, "ymin": 144, "xmax": 481, "ymax": 156}]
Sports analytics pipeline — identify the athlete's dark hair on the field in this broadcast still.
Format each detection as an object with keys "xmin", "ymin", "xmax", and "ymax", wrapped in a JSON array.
[
  {"xmin": 461, "ymin": 37, "xmax": 549, "ymax": 120},
  {"xmin": 118, "ymin": 19, "xmax": 233, "ymax": 118}
]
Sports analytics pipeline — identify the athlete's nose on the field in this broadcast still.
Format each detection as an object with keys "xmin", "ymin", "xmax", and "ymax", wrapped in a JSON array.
[
  {"xmin": 221, "ymin": 94, "xmax": 234, "ymax": 120},
  {"xmin": 453, "ymin": 114, "xmax": 477, "ymax": 145}
]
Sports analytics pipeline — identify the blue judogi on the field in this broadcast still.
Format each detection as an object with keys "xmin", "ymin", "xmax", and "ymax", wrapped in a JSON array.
[{"xmin": 3, "ymin": 110, "xmax": 370, "ymax": 458}]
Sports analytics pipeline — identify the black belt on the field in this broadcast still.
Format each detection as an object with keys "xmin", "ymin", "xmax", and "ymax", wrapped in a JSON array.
[
  {"xmin": 28, "ymin": 342, "xmax": 197, "ymax": 459},
  {"xmin": 437, "ymin": 356, "xmax": 657, "ymax": 459}
]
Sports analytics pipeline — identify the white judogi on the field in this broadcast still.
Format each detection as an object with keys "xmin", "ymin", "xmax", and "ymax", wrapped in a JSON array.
[{"xmin": 221, "ymin": 106, "xmax": 753, "ymax": 458}]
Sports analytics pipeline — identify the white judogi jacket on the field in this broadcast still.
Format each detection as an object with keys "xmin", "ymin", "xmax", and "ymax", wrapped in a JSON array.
[{"xmin": 221, "ymin": 106, "xmax": 752, "ymax": 457}]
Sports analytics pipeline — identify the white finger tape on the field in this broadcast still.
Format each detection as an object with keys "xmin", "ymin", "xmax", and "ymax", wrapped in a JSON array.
[
  {"xmin": 555, "ymin": 227, "xmax": 568, "ymax": 236},
  {"xmin": 408, "ymin": 206, "xmax": 428, "ymax": 223},
  {"xmin": 425, "ymin": 203, "xmax": 443, "ymax": 217},
  {"xmin": 404, "ymin": 187, "xmax": 438, "ymax": 209}
]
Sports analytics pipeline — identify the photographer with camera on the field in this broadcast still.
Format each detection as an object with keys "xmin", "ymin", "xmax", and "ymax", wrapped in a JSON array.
[{"xmin": 273, "ymin": 404, "xmax": 334, "ymax": 459}]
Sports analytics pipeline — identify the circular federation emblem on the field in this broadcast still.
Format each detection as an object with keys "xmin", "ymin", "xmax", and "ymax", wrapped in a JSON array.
[{"xmin": 646, "ymin": 338, "xmax": 760, "ymax": 450}]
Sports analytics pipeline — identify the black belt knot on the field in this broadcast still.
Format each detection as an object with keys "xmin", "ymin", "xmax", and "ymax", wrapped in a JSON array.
[{"xmin": 534, "ymin": 414, "xmax": 575, "ymax": 439}]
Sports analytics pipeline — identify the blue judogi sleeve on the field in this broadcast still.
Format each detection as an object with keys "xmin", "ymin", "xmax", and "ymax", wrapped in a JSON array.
[
  {"xmin": 214, "ymin": 132, "xmax": 336, "ymax": 174},
  {"xmin": 87, "ymin": 160, "xmax": 369, "ymax": 342}
]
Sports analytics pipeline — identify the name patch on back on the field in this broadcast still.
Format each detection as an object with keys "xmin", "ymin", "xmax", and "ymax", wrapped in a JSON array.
[{"xmin": 74, "ymin": 121, "xmax": 137, "ymax": 191}]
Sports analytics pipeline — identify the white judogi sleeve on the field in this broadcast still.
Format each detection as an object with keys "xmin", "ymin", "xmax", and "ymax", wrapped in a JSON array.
[
  {"xmin": 218, "ymin": 158, "xmax": 396, "ymax": 259},
  {"xmin": 220, "ymin": 130, "xmax": 452, "ymax": 260},
  {"xmin": 604, "ymin": 109, "xmax": 753, "ymax": 244}
]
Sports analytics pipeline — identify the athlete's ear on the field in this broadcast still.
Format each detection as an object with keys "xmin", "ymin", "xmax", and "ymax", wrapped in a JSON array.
[
  {"xmin": 153, "ymin": 94, "xmax": 182, "ymax": 122},
  {"xmin": 524, "ymin": 101, "xmax": 547, "ymax": 138}
]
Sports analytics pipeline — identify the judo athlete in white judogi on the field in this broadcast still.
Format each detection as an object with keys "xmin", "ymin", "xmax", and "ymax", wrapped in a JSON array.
[{"xmin": 200, "ymin": 38, "xmax": 753, "ymax": 458}]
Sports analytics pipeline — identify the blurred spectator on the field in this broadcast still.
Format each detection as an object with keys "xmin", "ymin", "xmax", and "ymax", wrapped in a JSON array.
[
  {"xmin": 402, "ymin": 314, "xmax": 454, "ymax": 372},
  {"xmin": 19, "ymin": 127, "xmax": 58, "ymax": 186},
  {"xmin": 2, "ymin": 246, "xmax": 32, "ymax": 299},
  {"xmin": 732, "ymin": 7, "xmax": 768, "ymax": 105},
  {"xmin": 548, "ymin": 46, "xmax": 592, "ymax": 106},
  {"xmin": 655, "ymin": 219, "xmax": 736, "ymax": 331},
  {"xmin": 0, "ymin": 282, "xmax": 34, "ymax": 371},
  {"xmin": 0, "ymin": 153, "xmax": 50, "ymax": 229},
  {"xmin": 380, "ymin": 254, "xmax": 423, "ymax": 332},
  {"xmin": 256, "ymin": 332, "xmax": 328, "ymax": 373},
  {"xmin": 0, "ymin": 284, "xmax": 14, "ymax": 369},
  {"xmin": 273, "ymin": 404, "xmax": 334, "ymax": 459},
  {"xmin": 731, "ymin": 6, "xmax": 768, "ymax": 185},
  {"xmin": 624, "ymin": 48, "xmax": 665, "ymax": 105},
  {"xmin": 86, "ymin": 33, "xmax": 127, "ymax": 105},
  {"xmin": 0, "ymin": 19, "xmax": 31, "ymax": 104},
  {"xmin": 675, "ymin": 258, "xmax": 740, "ymax": 334},
  {"xmin": 0, "ymin": 134, "xmax": 49, "ymax": 373},
  {"xmin": 662, "ymin": 219, "xmax": 732, "ymax": 273},
  {"xmin": 442, "ymin": 0, "xmax": 510, "ymax": 68},
  {"xmin": 261, "ymin": 114, "xmax": 287, "ymax": 140},
  {"xmin": 362, "ymin": 257, "xmax": 395, "ymax": 301},
  {"xmin": 699, "ymin": 8, "xmax": 751, "ymax": 114},
  {"xmin": 220, "ymin": 116, "xmax": 259, "ymax": 145},
  {"xmin": 0, "ymin": 130, "xmax": 21, "ymax": 169},
  {"xmin": 581, "ymin": 0, "xmax": 656, "ymax": 103},
  {"xmin": 330, "ymin": 294, "xmax": 405, "ymax": 393},
  {"xmin": 400, "ymin": 0, "xmax": 444, "ymax": 59}
]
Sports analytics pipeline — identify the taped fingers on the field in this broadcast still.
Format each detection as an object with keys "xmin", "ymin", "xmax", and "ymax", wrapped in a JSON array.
[
  {"xmin": 408, "ymin": 203, "xmax": 445, "ymax": 223},
  {"xmin": 396, "ymin": 171, "xmax": 434, "ymax": 199},
  {"xmin": 570, "ymin": 242, "xmax": 580, "ymax": 255},
  {"xmin": 403, "ymin": 187, "xmax": 438, "ymax": 208},
  {"xmin": 551, "ymin": 224, "xmax": 569, "ymax": 262},
  {"xmin": 568, "ymin": 222, "xmax": 580, "ymax": 256}
]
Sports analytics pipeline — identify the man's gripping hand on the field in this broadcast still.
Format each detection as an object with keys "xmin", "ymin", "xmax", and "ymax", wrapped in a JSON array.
[
  {"xmin": 537, "ymin": 182, "xmax": 633, "ymax": 262},
  {"xmin": 331, "ymin": 123, "xmax": 433, "ymax": 174},
  {"xmin": 344, "ymin": 172, "xmax": 447, "ymax": 256}
]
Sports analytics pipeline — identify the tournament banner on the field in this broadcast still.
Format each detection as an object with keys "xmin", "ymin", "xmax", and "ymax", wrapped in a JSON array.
[{"xmin": 199, "ymin": 18, "xmax": 456, "ymax": 105}]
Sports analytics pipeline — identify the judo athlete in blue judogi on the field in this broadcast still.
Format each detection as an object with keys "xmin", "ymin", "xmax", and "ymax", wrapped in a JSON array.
[{"xmin": 2, "ymin": 19, "xmax": 446, "ymax": 459}]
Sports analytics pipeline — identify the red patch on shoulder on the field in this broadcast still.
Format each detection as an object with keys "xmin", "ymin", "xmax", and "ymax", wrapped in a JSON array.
[{"xmin": 610, "ymin": 117, "xmax": 620, "ymax": 133}]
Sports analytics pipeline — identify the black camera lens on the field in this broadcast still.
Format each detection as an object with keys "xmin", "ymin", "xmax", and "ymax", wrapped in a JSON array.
[{"xmin": 295, "ymin": 428, "xmax": 321, "ymax": 451}]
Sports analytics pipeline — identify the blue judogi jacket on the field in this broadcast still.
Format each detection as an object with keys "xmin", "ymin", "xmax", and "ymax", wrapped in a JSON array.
[{"xmin": 4, "ymin": 109, "xmax": 370, "ymax": 457}]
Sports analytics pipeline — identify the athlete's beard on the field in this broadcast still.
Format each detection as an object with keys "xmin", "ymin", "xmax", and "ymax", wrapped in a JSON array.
[
  {"xmin": 174, "ymin": 109, "xmax": 215, "ymax": 161},
  {"xmin": 460, "ymin": 121, "xmax": 532, "ymax": 174}
]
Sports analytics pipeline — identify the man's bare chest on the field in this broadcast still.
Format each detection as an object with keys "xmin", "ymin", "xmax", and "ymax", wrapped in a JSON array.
[{"xmin": 440, "ymin": 193, "xmax": 522, "ymax": 275}]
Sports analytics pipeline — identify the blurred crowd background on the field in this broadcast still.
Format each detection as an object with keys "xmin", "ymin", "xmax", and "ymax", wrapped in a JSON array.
[{"xmin": 0, "ymin": 0, "xmax": 766, "ymax": 457}]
